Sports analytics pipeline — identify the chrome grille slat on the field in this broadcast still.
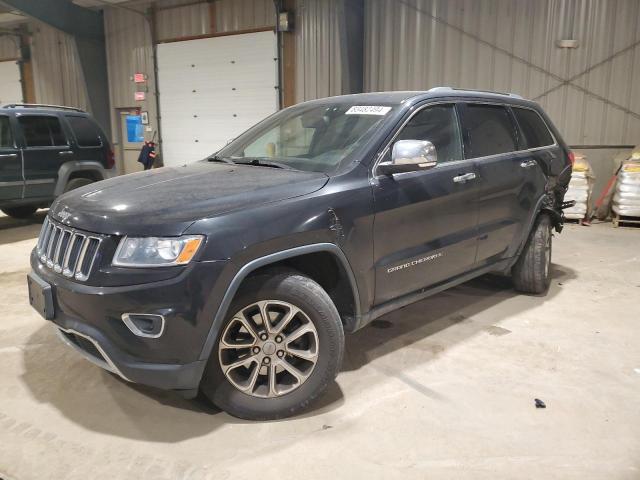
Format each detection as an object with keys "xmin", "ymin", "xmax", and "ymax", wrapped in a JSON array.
[
  {"xmin": 42, "ymin": 222, "xmax": 55, "ymax": 262},
  {"xmin": 36, "ymin": 217, "xmax": 50, "ymax": 252},
  {"xmin": 74, "ymin": 237, "xmax": 91, "ymax": 280},
  {"xmin": 36, "ymin": 217, "xmax": 102, "ymax": 282},
  {"xmin": 54, "ymin": 230, "xmax": 71, "ymax": 273},
  {"xmin": 46, "ymin": 227, "xmax": 62, "ymax": 268},
  {"xmin": 62, "ymin": 233, "xmax": 82, "ymax": 277}
]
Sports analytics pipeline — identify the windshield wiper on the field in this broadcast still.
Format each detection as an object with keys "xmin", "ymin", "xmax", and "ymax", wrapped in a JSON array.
[
  {"xmin": 207, "ymin": 154, "xmax": 235, "ymax": 164},
  {"xmin": 233, "ymin": 157, "xmax": 293, "ymax": 170}
]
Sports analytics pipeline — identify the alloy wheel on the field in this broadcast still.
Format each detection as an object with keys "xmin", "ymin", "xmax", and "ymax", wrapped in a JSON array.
[{"xmin": 218, "ymin": 300, "xmax": 319, "ymax": 398}]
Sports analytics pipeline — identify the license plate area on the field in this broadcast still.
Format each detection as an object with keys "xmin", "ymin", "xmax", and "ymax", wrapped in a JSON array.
[{"xmin": 27, "ymin": 272, "xmax": 54, "ymax": 320}]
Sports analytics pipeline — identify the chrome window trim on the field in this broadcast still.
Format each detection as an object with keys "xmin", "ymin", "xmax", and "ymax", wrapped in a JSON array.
[{"xmin": 373, "ymin": 100, "xmax": 559, "ymax": 176}]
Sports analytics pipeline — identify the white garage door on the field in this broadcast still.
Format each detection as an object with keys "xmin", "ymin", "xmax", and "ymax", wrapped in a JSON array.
[
  {"xmin": 0, "ymin": 60, "xmax": 23, "ymax": 104},
  {"xmin": 158, "ymin": 31, "xmax": 278, "ymax": 167}
]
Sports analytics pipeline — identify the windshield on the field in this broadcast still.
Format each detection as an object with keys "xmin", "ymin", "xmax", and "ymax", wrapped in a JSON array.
[{"xmin": 215, "ymin": 103, "xmax": 396, "ymax": 173}]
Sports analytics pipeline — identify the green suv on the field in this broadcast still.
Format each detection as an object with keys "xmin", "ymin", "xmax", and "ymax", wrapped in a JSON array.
[{"xmin": 0, "ymin": 103, "xmax": 115, "ymax": 219}]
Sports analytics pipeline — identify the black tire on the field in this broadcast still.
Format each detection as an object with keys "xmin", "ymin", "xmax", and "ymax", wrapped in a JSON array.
[
  {"xmin": 63, "ymin": 177, "xmax": 93, "ymax": 193},
  {"xmin": 512, "ymin": 214, "xmax": 552, "ymax": 294},
  {"xmin": 201, "ymin": 271, "xmax": 345, "ymax": 420},
  {"xmin": 1, "ymin": 206, "xmax": 38, "ymax": 219}
]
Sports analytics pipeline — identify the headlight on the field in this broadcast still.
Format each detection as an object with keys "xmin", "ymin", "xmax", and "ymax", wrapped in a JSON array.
[{"xmin": 113, "ymin": 235, "xmax": 204, "ymax": 267}]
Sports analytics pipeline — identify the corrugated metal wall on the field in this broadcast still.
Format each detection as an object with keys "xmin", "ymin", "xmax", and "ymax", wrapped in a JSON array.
[
  {"xmin": 103, "ymin": 5, "xmax": 156, "ymax": 138},
  {"xmin": 294, "ymin": 0, "xmax": 343, "ymax": 103},
  {"xmin": 154, "ymin": 0, "xmax": 275, "ymax": 41},
  {"xmin": 156, "ymin": 0, "xmax": 211, "ymax": 41},
  {"xmin": 215, "ymin": 0, "xmax": 274, "ymax": 32},
  {"xmin": 365, "ymin": 0, "xmax": 640, "ymax": 146},
  {"xmin": 8, "ymin": 0, "xmax": 638, "ymax": 149},
  {"xmin": 29, "ymin": 22, "xmax": 90, "ymax": 111},
  {"xmin": 0, "ymin": 36, "xmax": 19, "ymax": 60}
]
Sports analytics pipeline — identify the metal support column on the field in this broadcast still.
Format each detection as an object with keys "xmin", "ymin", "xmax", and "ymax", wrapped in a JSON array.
[{"xmin": 337, "ymin": 0, "xmax": 364, "ymax": 95}]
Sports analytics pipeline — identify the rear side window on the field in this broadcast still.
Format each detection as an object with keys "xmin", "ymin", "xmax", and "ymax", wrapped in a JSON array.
[
  {"xmin": 461, "ymin": 104, "xmax": 517, "ymax": 158},
  {"xmin": 66, "ymin": 115, "xmax": 102, "ymax": 147},
  {"xmin": 512, "ymin": 107, "xmax": 554, "ymax": 149},
  {"xmin": 0, "ymin": 116, "xmax": 13, "ymax": 148},
  {"xmin": 396, "ymin": 104, "xmax": 463, "ymax": 163},
  {"xmin": 19, "ymin": 116, "xmax": 68, "ymax": 147}
]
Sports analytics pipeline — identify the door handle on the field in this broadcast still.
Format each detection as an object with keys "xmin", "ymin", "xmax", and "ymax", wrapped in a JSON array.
[
  {"xmin": 0, "ymin": 153, "xmax": 17, "ymax": 158},
  {"xmin": 520, "ymin": 160, "xmax": 537, "ymax": 168},
  {"xmin": 453, "ymin": 172, "xmax": 477, "ymax": 183},
  {"xmin": 58, "ymin": 151, "xmax": 74, "ymax": 156}
]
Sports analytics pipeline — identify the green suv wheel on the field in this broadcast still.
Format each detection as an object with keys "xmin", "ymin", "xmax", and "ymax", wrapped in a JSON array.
[{"xmin": 1, "ymin": 206, "xmax": 38, "ymax": 219}]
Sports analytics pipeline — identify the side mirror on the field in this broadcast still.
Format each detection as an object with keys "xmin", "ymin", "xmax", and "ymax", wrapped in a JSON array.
[{"xmin": 378, "ymin": 140, "xmax": 437, "ymax": 175}]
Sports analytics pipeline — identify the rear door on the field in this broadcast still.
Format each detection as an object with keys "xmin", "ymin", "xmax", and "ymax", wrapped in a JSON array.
[
  {"xmin": 459, "ymin": 103, "xmax": 546, "ymax": 265},
  {"xmin": 64, "ymin": 114, "xmax": 106, "ymax": 165},
  {"xmin": 372, "ymin": 103, "xmax": 479, "ymax": 304},
  {"xmin": 0, "ymin": 114, "xmax": 22, "ymax": 201},
  {"xmin": 18, "ymin": 115, "xmax": 73, "ymax": 199}
]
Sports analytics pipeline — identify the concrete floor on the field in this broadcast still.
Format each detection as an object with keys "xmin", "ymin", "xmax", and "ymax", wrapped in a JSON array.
[{"xmin": 1, "ymin": 211, "xmax": 639, "ymax": 480}]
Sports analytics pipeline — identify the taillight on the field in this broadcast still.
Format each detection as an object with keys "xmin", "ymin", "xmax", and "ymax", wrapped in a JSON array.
[
  {"xmin": 567, "ymin": 150, "xmax": 575, "ymax": 166},
  {"xmin": 106, "ymin": 147, "xmax": 115, "ymax": 169}
]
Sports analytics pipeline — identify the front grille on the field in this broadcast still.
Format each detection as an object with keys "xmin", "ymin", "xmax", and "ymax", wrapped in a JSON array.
[{"xmin": 36, "ymin": 217, "xmax": 102, "ymax": 281}]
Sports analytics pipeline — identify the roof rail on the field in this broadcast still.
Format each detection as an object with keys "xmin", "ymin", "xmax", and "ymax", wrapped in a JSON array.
[
  {"xmin": 427, "ymin": 86, "xmax": 523, "ymax": 99},
  {"xmin": 2, "ymin": 103, "xmax": 86, "ymax": 112}
]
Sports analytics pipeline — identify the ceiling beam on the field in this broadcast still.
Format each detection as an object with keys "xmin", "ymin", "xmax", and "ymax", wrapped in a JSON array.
[{"xmin": 0, "ymin": 0, "xmax": 103, "ymax": 39}]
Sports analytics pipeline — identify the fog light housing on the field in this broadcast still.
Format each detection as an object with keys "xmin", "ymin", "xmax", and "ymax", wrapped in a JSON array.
[{"xmin": 121, "ymin": 313, "xmax": 165, "ymax": 338}]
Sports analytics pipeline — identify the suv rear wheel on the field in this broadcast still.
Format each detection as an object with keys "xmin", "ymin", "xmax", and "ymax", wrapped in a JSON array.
[
  {"xmin": 64, "ymin": 177, "xmax": 94, "ymax": 192},
  {"xmin": 1, "ymin": 206, "xmax": 38, "ymax": 219},
  {"xmin": 201, "ymin": 271, "xmax": 344, "ymax": 420},
  {"xmin": 512, "ymin": 214, "xmax": 552, "ymax": 294}
]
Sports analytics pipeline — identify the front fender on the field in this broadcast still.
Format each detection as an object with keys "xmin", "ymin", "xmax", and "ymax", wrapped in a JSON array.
[{"xmin": 197, "ymin": 243, "xmax": 359, "ymax": 362}]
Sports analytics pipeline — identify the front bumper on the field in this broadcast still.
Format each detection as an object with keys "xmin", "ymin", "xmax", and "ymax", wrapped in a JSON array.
[{"xmin": 30, "ymin": 251, "xmax": 229, "ymax": 391}]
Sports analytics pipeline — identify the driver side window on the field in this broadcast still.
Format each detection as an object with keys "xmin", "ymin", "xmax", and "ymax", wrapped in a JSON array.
[{"xmin": 396, "ymin": 104, "xmax": 463, "ymax": 163}]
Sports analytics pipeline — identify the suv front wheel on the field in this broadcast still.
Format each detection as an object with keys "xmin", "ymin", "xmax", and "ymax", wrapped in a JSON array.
[
  {"xmin": 201, "ymin": 271, "xmax": 345, "ymax": 420},
  {"xmin": 512, "ymin": 214, "xmax": 552, "ymax": 294},
  {"xmin": 1, "ymin": 206, "xmax": 38, "ymax": 219}
]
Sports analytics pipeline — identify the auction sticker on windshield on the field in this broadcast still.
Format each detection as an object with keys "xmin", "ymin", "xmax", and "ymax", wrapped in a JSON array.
[{"xmin": 345, "ymin": 106, "xmax": 392, "ymax": 115}]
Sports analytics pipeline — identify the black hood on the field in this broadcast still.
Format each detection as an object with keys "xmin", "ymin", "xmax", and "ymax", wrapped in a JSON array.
[{"xmin": 49, "ymin": 162, "xmax": 329, "ymax": 236}]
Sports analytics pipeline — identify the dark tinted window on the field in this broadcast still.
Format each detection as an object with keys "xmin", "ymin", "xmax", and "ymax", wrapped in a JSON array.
[
  {"xmin": 462, "ymin": 104, "xmax": 517, "ymax": 158},
  {"xmin": 19, "ymin": 116, "xmax": 68, "ymax": 147},
  {"xmin": 66, "ymin": 115, "xmax": 102, "ymax": 147},
  {"xmin": 0, "ymin": 116, "xmax": 13, "ymax": 148},
  {"xmin": 513, "ymin": 107, "xmax": 554, "ymax": 149},
  {"xmin": 396, "ymin": 104, "xmax": 463, "ymax": 163}
]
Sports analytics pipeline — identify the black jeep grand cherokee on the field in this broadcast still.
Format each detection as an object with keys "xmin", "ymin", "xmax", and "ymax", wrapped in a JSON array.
[{"xmin": 28, "ymin": 88, "xmax": 571, "ymax": 420}]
